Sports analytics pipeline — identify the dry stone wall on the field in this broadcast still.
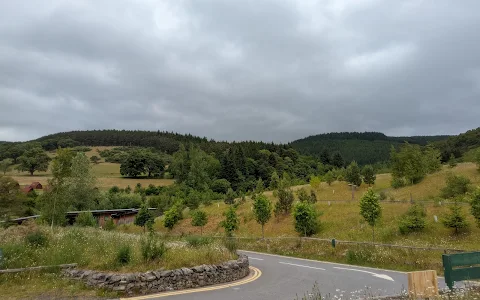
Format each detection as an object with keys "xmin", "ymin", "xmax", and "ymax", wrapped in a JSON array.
[{"xmin": 63, "ymin": 254, "xmax": 249, "ymax": 295}]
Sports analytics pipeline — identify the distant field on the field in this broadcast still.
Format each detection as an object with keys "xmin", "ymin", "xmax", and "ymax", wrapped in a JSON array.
[{"xmin": 6, "ymin": 146, "xmax": 174, "ymax": 190}]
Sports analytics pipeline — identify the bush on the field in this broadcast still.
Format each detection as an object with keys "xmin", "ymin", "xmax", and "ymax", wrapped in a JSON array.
[
  {"xmin": 440, "ymin": 173, "xmax": 471, "ymax": 199},
  {"xmin": 224, "ymin": 188, "xmax": 236, "ymax": 205},
  {"xmin": 140, "ymin": 234, "xmax": 167, "ymax": 262},
  {"xmin": 398, "ymin": 204, "xmax": 426, "ymax": 234},
  {"xmin": 145, "ymin": 184, "xmax": 159, "ymax": 196},
  {"xmin": 104, "ymin": 218, "xmax": 116, "ymax": 231},
  {"xmin": 163, "ymin": 205, "xmax": 181, "ymax": 230},
  {"xmin": 379, "ymin": 191, "xmax": 387, "ymax": 201},
  {"xmin": 25, "ymin": 231, "xmax": 48, "ymax": 247},
  {"xmin": 116, "ymin": 245, "xmax": 132, "ymax": 265},
  {"xmin": 211, "ymin": 179, "xmax": 231, "ymax": 194},
  {"xmin": 293, "ymin": 201, "xmax": 319, "ymax": 237},
  {"xmin": 75, "ymin": 212, "xmax": 97, "ymax": 227},
  {"xmin": 185, "ymin": 236, "xmax": 212, "ymax": 247},
  {"xmin": 391, "ymin": 177, "xmax": 406, "ymax": 189}
]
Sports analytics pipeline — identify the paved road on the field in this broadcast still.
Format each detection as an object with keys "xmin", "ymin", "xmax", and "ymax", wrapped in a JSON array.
[{"xmin": 134, "ymin": 250, "xmax": 451, "ymax": 300}]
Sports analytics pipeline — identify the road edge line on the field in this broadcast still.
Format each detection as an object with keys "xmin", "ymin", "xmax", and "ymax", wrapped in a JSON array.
[
  {"xmin": 240, "ymin": 249, "xmax": 408, "ymax": 274},
  {"xmin": 121, "ymin": 266, "xmax": 261, "ymax": 299}
]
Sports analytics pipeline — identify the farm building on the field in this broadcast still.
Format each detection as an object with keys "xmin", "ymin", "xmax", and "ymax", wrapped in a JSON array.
[
  {"xmin": 66, "ymin": 208, "xmax": 157, "ymax": 227},
  {"xmin": 22, "ymin": 182, "xmax": 43, "ymax": 194}
]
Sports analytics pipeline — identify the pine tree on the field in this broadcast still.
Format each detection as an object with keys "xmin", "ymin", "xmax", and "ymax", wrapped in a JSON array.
[
  {"xmin": 332, "ymin": 152, "xmax": 344, "ymax": 168},
  {"xmin": 319, "ymin": 149, "xmax": 331, "ymax": 165},
  {"xmin": 346, "ymin": 161, "xmax": 362, "ymax": 187},
  {"xmin": 442, "ymin": 201, "xmax": 469, "ymax": 234},
  {"xmin": 470, "ymin": 187, "xmax": 480, "ymax": 228}
]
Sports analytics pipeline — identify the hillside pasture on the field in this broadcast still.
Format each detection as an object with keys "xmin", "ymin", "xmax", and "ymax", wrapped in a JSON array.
[{"xmin": 5, "ymin": 146, "xmax": 174, "ymax": 190}]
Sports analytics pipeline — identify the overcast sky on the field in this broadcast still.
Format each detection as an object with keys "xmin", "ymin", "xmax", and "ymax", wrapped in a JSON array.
[{"xmin": 1, "ymin": 0, "xmax": 479, "ymax": 142}]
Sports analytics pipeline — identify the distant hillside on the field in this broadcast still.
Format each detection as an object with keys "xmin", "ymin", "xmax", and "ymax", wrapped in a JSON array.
[
  {"xmin": 34, "ymin": 129, "xmax": 291, "ymax": 157},
  {"xmin": 289, "ymin": 132, "xmax": 449, "ymax": 165},
  {"xmin": 434, "ymin": 127, "xmax": 480, "ymax": 161}
]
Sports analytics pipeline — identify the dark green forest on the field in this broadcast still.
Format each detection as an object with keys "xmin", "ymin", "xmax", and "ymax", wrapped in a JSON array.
[
  {"xmin": 290, "ymin": 132, "xmax": 450, "ymax": 165},
  {"xmin": 434, "ymin": 127, "xmax": 480, "ymax": 161}
]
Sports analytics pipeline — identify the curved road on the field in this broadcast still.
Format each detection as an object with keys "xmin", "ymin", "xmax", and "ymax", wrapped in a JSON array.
[{"xmin": 127, "ymin": 250, "xmax": 451, "ymax": 300}]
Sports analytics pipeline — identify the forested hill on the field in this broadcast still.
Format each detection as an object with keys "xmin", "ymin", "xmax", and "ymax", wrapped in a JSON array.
[
  {"xmin": 34, "ymin": 130, "xmax": 291, "ymax": 157},
  {"xmin": 289, "ymin": 132, "xmax": 449, "ymax": 165},
  {"xmin": 434, "ymin": 127, "xmax": 480, "ymax": 161}
]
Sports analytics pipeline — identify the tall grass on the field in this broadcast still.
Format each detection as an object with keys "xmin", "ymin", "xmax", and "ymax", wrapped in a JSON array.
[{"xmin": 0, "ymin": 222, "xmax": 235, "ymax": 272}]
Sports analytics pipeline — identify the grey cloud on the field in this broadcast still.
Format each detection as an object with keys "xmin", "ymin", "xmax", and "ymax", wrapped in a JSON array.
[{"xmin": 1, "ymin": 0, "xmax": 480, "ymax": 142}]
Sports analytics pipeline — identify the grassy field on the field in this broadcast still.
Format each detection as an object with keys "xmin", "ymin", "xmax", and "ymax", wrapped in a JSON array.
[{"xmin": 6, "ymin": 146, "xmax": 174, "ymax": 190}]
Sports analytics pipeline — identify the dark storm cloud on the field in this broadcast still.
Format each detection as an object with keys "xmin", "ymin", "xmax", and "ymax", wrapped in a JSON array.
[{"xmin": 1, "ymin": 0, "xmax": 480, "ymax": 142}]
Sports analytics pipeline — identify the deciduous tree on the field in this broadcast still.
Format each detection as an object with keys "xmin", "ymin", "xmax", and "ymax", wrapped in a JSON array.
[
  {"xmin": 0, "ymin": 158, "xmax": 13, "ymax": 175},
  {"xmin": 220, "ymin": 206, "xmax": 239, "ymax": 237},
  {"xmin": 17, "ymin": 147, "xmax": 50, "ymax": 175},
  {"xmin": 191, "ymin": 210, "xmax": 208, "ymax": 235},
  {"xmin": 293, "ymin": 201, "xmax": 319, "ymax": 237},
  {"xmin": 253, "ymin": 194, "xmax": 272, "ymax": 238},
  {"xmin": 359, "ymin": 189, "xmax": 381, "ymax": 242},
  {"xmin": 0, "ymin": 177, "xmax": 26, "ymax": 220},
  {"xmin": 163, "ymin": 205, "xmax": 181, "ymax": 230},
  {"xmin": 362, "ymin": 165, "xmax": 376, "ymax": 186},
  {"xmin": 323, "ymin": 171, "xmax": 334, "ymax": 186}
]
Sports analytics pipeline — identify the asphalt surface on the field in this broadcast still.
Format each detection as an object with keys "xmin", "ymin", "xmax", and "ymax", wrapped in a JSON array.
[{"xmin": 137, "ymin": 250, "xmax": 453, "ymax": 300}]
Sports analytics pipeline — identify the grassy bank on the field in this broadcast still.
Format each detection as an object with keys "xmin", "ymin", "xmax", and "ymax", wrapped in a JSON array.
[
  {"xmin": 0, "ymin": 271, "xmax": 117, "ymax": 300},
  {"xmin": 0, "ymin": 223, "xmax": 235, "ymax": 272}
]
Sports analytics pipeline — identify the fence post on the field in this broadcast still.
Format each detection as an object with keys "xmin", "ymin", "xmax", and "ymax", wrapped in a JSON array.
[
  {"xmin": 442, "ymin": 254, "xmax": 454, "ymax": 290},
  {"xmin": 331, "ymin": 239, "xmax": 336, "ymax": 248}
]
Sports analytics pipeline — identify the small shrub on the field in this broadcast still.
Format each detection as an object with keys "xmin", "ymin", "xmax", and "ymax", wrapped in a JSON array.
[
  {"xmin": 25, "ymin": 231, "xmax": 48, "ymax": 247},
  {"xmin": 398, "ymin": 204, "xmax": 427, "ymax": 234},
  {"xmin": 379, "ymin": 191, "xmax": 387, "ymax": 201},
  {"xmin": 441, "ymin": 173, "xmax": 471, "ymax": 199},
  {"xmin": 442, "ymin": 201, "xmax": 469, "ymax": 234},
  {"xmin": 104, "ymin": 218, "xmax": 116, "ymax": 231},
  {"xmin": 75, "ymin": 212, "xmax": 97, "ymax": 227},
  {"xmin": 391, "ymin": 177, "xmax": 406, "ymax": 189},
  {"xmin": 185, "ymin": 236, "xmax": 212, "ymax": 247},
  {"xmin": 116, "ymin": 245, "xmax": 132, "ymax": 265},
  {"xmin": 140, "ymin": 234, "xmax": 167, "ymax": 261}
]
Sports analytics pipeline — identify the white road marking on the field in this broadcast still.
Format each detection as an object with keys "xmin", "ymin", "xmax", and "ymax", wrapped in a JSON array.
[
  {"xmin": 333, "ymin": 267, "xmax": 394, "ymax": 281},
  {"xmin": 240, "ymin": 250, "xmax": 408, "ymax": 274},
  {"xmin": 249, "ymin": 257, "xmax": 264, "ymax": 261},
  {"xmin": 279, "ymin": 261, "xmax": 326, "ymax": 271}
]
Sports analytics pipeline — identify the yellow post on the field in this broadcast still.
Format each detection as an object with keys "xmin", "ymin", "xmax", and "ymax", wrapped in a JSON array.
[{"xmin": 407, "ymin": 270, "xmax": 439, "ymax": 298}]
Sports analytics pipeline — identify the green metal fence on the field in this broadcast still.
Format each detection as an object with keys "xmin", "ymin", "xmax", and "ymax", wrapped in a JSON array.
[{"xmin": 442, "ymin": 252, "xmax": 480, "ymax": 290}]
